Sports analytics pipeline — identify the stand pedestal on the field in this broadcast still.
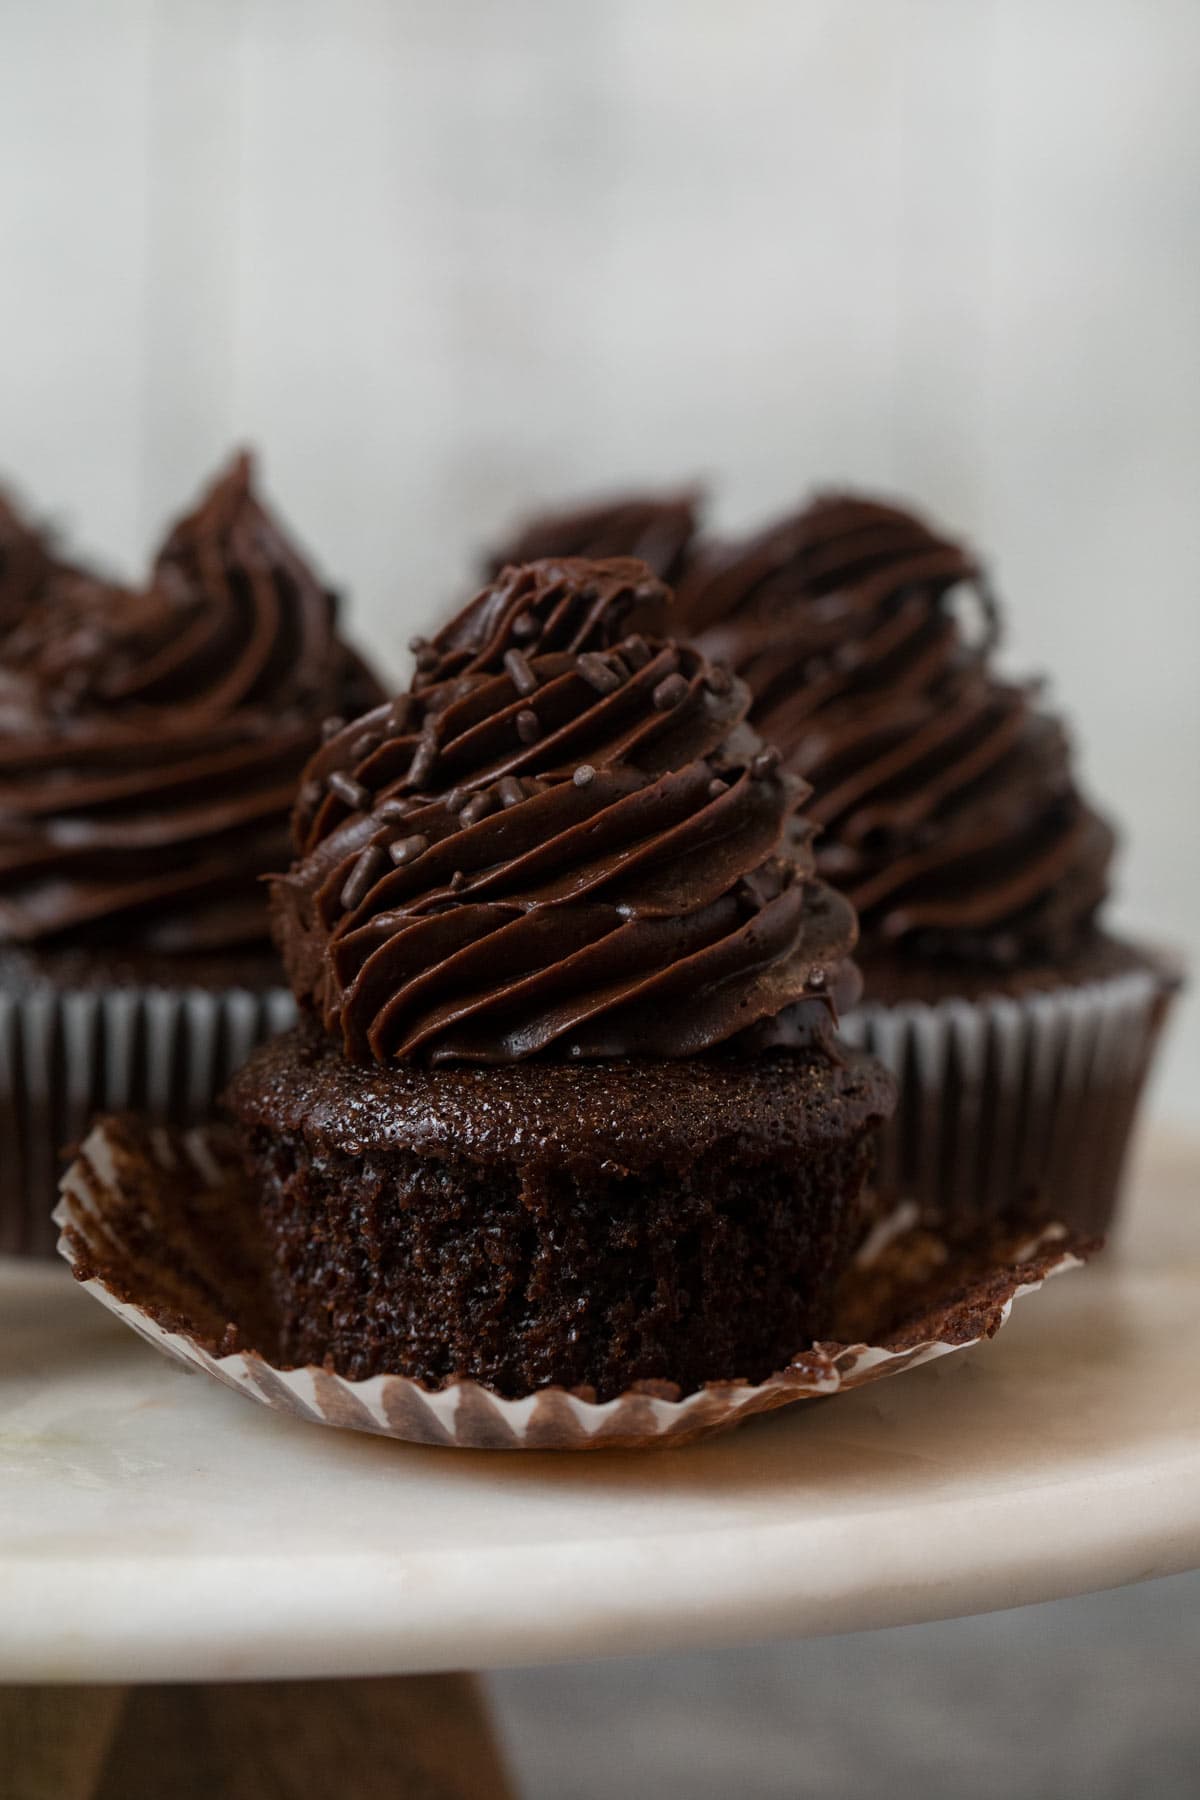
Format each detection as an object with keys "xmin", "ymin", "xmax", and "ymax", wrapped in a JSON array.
[{"xmin": 2, "ymin": 1675, "xmax": 515, "ymax": 1800}]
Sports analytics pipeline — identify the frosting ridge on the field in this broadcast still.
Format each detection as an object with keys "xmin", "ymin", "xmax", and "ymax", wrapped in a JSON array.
[
  {"xmin": 679, "ymin": 493, "xmax": 1114, "ymax": 965},
  {"xmin": 0, "ymin": 455, "xmax": 381, "ymax": 953},
  {"xmin": 273, "ymin": 557, "xmax": 857, "ymax": 1064}
]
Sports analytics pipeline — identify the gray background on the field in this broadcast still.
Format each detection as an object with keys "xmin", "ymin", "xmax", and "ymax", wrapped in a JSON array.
[{"xmin": 489, "ymin": 1572, "xmax": 1200, "ymax": 1798}]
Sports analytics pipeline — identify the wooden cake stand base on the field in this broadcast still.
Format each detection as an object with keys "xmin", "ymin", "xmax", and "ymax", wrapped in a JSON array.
[{"xmin": 2, "ymin": 1675, "xmax": 515, "ymax": 1799}]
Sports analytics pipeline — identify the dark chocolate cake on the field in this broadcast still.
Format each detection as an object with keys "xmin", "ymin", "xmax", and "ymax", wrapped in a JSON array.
[
  {"xmin": 227, "ymin": 1026, "xmax": 891, "ymax": 1398},
  {"xmin": 230, "ymin": 555, "xmax": 895, "ymax": 1400}
]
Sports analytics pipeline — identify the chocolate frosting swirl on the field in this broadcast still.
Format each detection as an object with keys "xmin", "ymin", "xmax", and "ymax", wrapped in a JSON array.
[
  {"xmin": 0, "ymin": 455, "xmax": 382, "ymax": 953},
  {"xmin": 679, "ymin": 494, "xmax": 1114, "ymax": 966},
  {"xmin": 486, "ymin": 489, "xmax": 700, "ymax": 586},
  {"xmin": 273, "ymin": 557, "xmax": 858, "ymax": 1065}
]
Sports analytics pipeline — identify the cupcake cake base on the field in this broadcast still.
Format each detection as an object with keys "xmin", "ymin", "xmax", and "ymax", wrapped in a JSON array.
[
  {"xmin": 224, "ymin": 1027, "xmax": 895, "ymax": 1402},
  {"xmin": 54, "ymin": 1114, "xmax": 1087, "ymax": 1451}
]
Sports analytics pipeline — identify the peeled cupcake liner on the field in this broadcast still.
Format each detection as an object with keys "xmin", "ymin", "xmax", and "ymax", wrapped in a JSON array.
[
  {"xmin": 0, "ymin": 984, "xmax": 296, "ymax": 1258},
  {"xmin": 54, "ymin": 1118, "xmax": 1085, "ymax": 1452},
  {"xmin": 838, "ymin": 959, "xmax": 1179, "ymax": 1238}
]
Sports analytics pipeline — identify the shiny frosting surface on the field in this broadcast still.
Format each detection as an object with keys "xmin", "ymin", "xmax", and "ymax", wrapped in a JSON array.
[
  {"xmin": 486, "ymin": 489, "xmax": 700, "ymax": 586},
  {"xmin": 0, "ymin": 456, "xmax": 380, "ymax": 953},
  {"xmin": 273, "ymin": 557, "xmax": 859, "ymax": 1065},
  {"xmin": 679, "ymin": 493, "xmax": 1114, "ymax": 965}
]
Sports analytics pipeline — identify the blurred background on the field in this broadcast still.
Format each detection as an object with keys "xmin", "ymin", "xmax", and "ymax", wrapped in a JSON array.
[
  {"xmin": 2, "ymin": 4, "xmax": 1197, "ymax": 1791},
  {"xmin": 1, "ymin": 0, "xmax": 1196, "ymax": 1122}
]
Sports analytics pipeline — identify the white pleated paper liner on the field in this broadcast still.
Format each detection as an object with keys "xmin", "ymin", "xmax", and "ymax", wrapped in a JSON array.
[
  {"xmin": 838, "ymin": 959, "xmax": 1179, "ymax": 1237},
  {"xmin": 54, "ymin": 1118, "xmax": 1087, "ymax": 1452},
  {"xmin": 0, "ymin": 984, "xmax": 296, "ymax": 1258}
]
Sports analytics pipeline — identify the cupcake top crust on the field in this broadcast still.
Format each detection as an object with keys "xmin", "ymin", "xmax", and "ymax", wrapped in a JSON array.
[
  {"xmin": 272, "ymin": 556, "xmax": 859, "ymax": 1065},
  {"xmin": 678, "ymin": 492, "xmax": 1115, "ymax": 968},
  {"xmin": 0, "ymin": 455, "xmax": 381, "ymax": 954},
  {"xmin": 485, "ymin": 489, "xmax": 701, "ymax": 587}
]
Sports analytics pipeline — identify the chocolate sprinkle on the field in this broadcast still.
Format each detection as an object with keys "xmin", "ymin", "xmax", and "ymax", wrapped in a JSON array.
[
  {"xmin": 341, "ymin": 844, "xmax": 388, "ymax": 911},
  {"xmin": 511, "ymin": 612, "xmax": 537, "ymax": 640},
  {"xmin": 497, "ymin": 775, "xmax": 526, "ymax": 808},
  {"xmin": 516, "ymin": 708, "xmax": 541, "ymax": 744},
  {"xmin": 707, "ymin": 777, "xmax": 729, "ymax": 798},
  {"xmin": 623, "ymin": 635, "xmax": 652, "ymax": 670},
  {"xmin": 652, "ymin": 673, "xmax": 688, "ymax": 711},
  {"xmin": 751, "ymin": 746, "xmax": 781, "ymax": 779},
  {"xmin": 374, "ymin": 795, "xmax": 413, "ymax": 824},
  {"xmin": 321, "ymin": 715, "xmax": 346, "ymax": 742},
  {"xmin": 327, "ymin": 770, "xmax": 369, "ymax": 811},
  {"xmin": 577, "ymin": 651, "xmax": 621, "ymax": 694},
  {"xmin": 407, "ymin": 733, "xmax": 439, "ymax": 789},
  {"xmin": 503, "ymin": 648, "xmax": 538, "ymax": 697},
  {"xmin": 389, "ymin": 833, "xmax": 429, "ymax": 867},
  {"xmin": 706, "ymin": 666, "xmax": 733, "ymax": 696},
  {"xmin": 408, "ymin": 636, "xmax": 439, "ymax": 674},
  {"xmin": 573, "ymin": 764, "xmax": 596, "ymax": 788},
  {"xmin": 459, "ymin": 791, "xmax": 495, "ymax": 826}
]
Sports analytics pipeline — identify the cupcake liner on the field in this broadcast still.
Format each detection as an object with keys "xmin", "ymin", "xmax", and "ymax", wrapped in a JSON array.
[
  {"xmin": 0, "ymin": 985, "xmax": 296, "ymax": 1259},
  {"xmin": 54, "ymin": 1117, "xmax": 1087, "ymax": 1452},
  {"xmin": 839, "ymin": 961, "xmax": 1178, "ymax": 1236}
]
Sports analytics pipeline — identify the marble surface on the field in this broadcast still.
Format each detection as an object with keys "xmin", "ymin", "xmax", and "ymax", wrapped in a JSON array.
[{"xmin": 1, "ymin": 1132, "xmax": 1198, "ymax": 1685}]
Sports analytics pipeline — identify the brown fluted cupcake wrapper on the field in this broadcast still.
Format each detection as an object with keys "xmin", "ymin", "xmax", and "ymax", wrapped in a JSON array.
[
  {"xmin": 0, "ymin": 985, "xmax": 295, "ymax": 1258},
  {"xmin": 839, "ymin": 961, "xmax": 1178, "ymax": 1237},
  {"xmin": 54, "ymin": 1118, "xmax": 1087, "ymax": 1452}
]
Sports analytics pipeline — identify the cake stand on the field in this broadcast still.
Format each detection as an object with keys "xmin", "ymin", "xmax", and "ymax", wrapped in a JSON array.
[{"xmin": 2, "ymin": 1132, "xmax": 1198, "ymax": 1797}]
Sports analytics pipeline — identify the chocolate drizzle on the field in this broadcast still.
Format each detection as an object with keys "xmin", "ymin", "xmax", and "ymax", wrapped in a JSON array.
[
  {"xmin": 485, "ymin": 490, "xmax": 700, "ymax": 586},
  {"xmin": 0, "ymin": 456, "xmax": 382, "ymax": 953},
  {"xmin": 679, "ymin": 493, "xmax": 1114, "ymax": 965},
  {"xmin": 273, "ymin": 557, "xmax": 859, "ymax": 1065}
]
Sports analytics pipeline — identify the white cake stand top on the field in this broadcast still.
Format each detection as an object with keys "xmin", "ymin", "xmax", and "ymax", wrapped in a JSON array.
[{"xmin": 3, "ymin": 1134, "xmax": 1198, "ymax": 1685}]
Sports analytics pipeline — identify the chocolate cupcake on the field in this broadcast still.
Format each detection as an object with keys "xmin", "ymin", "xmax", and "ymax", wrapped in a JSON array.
[
  {"xmin": 485, "ymin": 488, "xmax": 701, "ymax": 585},
  {"xmin": 679, "ymin": 492, "xmax": 1179, "ymax": 1235},
  {"xmin": 0, "ymin": 455, "xmax": 383, "ymax": 1255},
  {"xmin": 226, "ymin": 557, "xmax": 894, "ymax": 1401}
]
